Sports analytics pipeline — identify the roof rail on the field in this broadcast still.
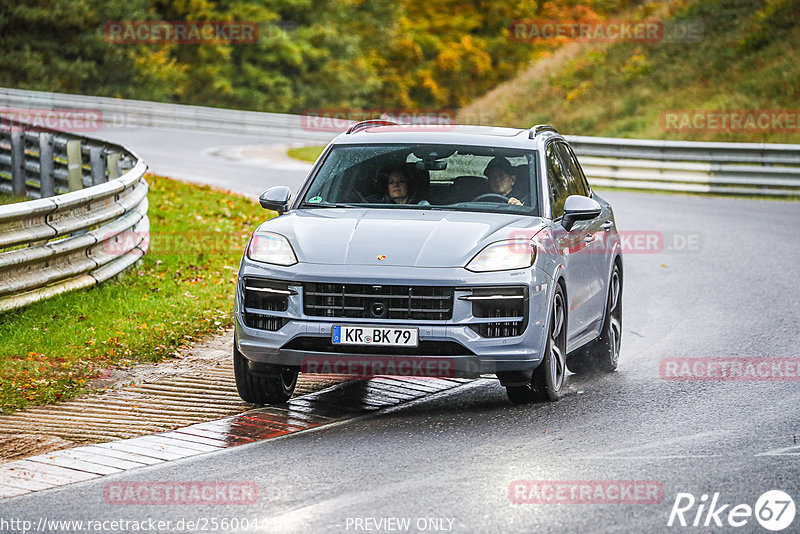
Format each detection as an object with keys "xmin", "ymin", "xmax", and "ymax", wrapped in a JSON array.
[
  {"xmin": 528, "ymin": 124, "xmax": 558, "ymax": 139},
  {"xmin": 345, "ymin": 119, "xmax": 398, "ymax": 134}
]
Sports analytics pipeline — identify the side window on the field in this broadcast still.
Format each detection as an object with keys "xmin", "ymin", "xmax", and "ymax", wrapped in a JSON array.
[
  {"xmin": 546, "ymin": 143, "xmax": 569, "ymax": 219},
  {"xmin": 556, "ymin": 142, "xmax": 589, "ymax": 197},
  {"xmin": 567, "ymin": 144, "xmax": 591, "ymax": 195}
]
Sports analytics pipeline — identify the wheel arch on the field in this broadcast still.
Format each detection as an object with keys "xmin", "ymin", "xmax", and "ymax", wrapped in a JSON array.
[
  {"xmin": 554, "ymin": 274, "xmax": 568, "ymax": 329},
  {"xmin": 613, "ymin": 254, "xmax": 623, "ymax": 284},
  {"xmin": 602, "ymin": 256, "xmax": 623, "ymax": 328}
]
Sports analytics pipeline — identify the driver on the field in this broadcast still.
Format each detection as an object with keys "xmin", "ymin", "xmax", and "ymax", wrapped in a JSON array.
[
  {"xmin": 386, "ymin": 168, "xmax": 412, "ymax": 204},
  {"xmin": 367, "ymin": 166, "xmax": 422, "ymax": 204},
  {"xmin": 484, "ymin": 157, "xmax": 523, "ymax": 205}
]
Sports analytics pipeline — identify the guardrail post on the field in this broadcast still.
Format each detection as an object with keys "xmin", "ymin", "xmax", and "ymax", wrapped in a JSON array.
[
  {"xmin": 106, "ymin": 152, "xmax": 121, "ymax": 179},
  {"xmin": 89, "ymin": 145, "xmax": 106, "ymax": 185},
  {"xmin": 10, "ymin": 130, "xmax": 25, "ymax": 196},
  {"xmin": 66, "ymin": 139, "xmax": 83, "ymax": 191},
  {"xmin": 38, "ymin": 132, "xmax": 55, "ymax": 198}
]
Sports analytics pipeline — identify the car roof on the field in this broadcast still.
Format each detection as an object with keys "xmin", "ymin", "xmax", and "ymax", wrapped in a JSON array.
[{"xmin": 329, "ymin": 124, "xmax": 559, "ymax": 150}]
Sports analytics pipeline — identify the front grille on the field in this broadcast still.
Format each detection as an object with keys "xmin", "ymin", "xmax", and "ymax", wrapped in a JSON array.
[
  {"xmin": 304, "ymin": 283, "xmax": 453, "ymax": 320},
  {"xmin": 282, "ymin": 336, "xmax": 472, "ymax": 356},
  {"xmin": 465, "ymin": 286, "xmax": 528, "ymax": 338},
  {"xmin": 242, "ymin": 278, "xmax": 293, "ymax": 332}
]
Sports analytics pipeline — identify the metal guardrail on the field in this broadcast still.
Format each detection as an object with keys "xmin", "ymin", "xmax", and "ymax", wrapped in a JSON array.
[
  {"xmin": 0, "ymin": 123, "xmax": 149, "ymax": 313},
  {"xmin": 0, "ymin": 87, "xmax": 336, "ymax": 143},
  {"xmin": 0, "ymin": 128, "xmax": 138, "ymax": 198},
  {"xmin": 564, "ymin": 135, "xmax": 800, "ymax": 196},
  {"xmin": 2, "ymin": 87, "xmax": 799, "ymax": 196}
]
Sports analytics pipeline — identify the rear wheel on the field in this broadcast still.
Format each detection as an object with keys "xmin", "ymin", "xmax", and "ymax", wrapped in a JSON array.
[
  {"xmin": 506, "ymin": 284, "xmax": 567, "ymax": 404},
  {"xmin": 233, "ymin": 335, "xmax": 298, "ymax": 404},
  {"xmin": 567, "ymin": 264, "xmax": 622, "ymax": 374}
]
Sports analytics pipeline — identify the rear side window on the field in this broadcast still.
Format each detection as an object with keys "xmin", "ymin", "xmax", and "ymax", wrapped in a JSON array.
[
  {"xmin": 546, "ymin": 143, "xmax": 569, "ymax": 218},
  {"xmin": 556, "ymin": 142, "xmax": 590, "ymax": 197}
]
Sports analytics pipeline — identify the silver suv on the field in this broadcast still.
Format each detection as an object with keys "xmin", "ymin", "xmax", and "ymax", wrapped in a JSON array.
[{"xmin": 234, "ymin": 121, "xmax": 622, "ymax": 405}]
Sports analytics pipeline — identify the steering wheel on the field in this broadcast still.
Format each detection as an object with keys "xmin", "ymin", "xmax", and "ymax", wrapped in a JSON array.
[
  {"xmin": 350, "ymin": 188, "xmax": 368, "ymax": 202},
  {"xmin": 472, "ymin": 193, "xmax": 510, "ymax": 203}
]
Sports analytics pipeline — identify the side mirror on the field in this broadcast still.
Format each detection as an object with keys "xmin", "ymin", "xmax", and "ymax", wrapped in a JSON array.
[
  {"xmin": 561, "ymin": 195, "xmax": 601, "ymax": 231},
  {"xmin": 259, "ymin": 186, "xmax": 292, "ymax": 214}
]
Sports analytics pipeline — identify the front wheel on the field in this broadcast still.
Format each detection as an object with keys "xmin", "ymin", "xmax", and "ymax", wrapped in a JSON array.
[
  {"xmin": 506, "ymin": 284, "xmax": 567, "ymax": 404},
  {"xmin": 233, "ymin": 335, "xmax": 298, "ymax": 404},
  {"xmin": 567, "ymin": 264, "xmax": 622, "ymax": 374}
]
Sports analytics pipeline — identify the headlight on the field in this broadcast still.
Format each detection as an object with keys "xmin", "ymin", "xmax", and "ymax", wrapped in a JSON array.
[
  {"xmin": 466, "ymin": 239, "xmax": 534, "ymax": 272},
  {"xmin": 247, "ymin": 232, "xmax": 298, "ymax": 266}
]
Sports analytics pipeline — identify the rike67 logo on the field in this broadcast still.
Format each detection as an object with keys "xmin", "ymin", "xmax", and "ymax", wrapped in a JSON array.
[{"xmin": 668, "ymin": 490, "xmax": 796, "ymax": 531}]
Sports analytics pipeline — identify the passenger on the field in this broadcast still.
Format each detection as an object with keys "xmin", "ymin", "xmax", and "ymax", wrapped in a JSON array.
[{"xmin": 484, "ymin": 157, "xmax": 523, "ymax": 205}]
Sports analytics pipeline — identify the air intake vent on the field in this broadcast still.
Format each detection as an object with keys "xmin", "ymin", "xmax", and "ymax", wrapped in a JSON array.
[
  {"xmin": 242, "ymin": 279, "xmax": 294, "ymax": 331},
  {"xmin": 304, "ymin": 283, "xmax": 453, "ymax": 321},
  {"xmin": 244, "ymin": 315, "xmax": 288, "ymax": 331},
  {"xmin": 462, "ymin": 286, "xmax": 528, "ymax": 338}
]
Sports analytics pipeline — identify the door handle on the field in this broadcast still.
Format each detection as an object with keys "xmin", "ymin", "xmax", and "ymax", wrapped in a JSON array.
[
  {"xmin": 584, "ymin": 233, "xmax": 594, "ymax": 243},
  {"xmin": 601, "ymin": 220, "xmax": 614, "ymax": 230}
]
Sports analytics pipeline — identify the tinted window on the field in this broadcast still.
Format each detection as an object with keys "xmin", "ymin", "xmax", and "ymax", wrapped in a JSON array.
[
  {"xmin": 301, "ymin": 144, "xmax": 540, "ymax": 215},
  {"xmin": 555, "ymin": 143, "xmax": 589, "ymax": 196},
  {"xmin": 567, "ymin": 144, "xmax": 591, "ymax": 195},
  {"xmin": 556, "ymin": 142, "xmax": 589, "ymax": 197},
  {"xmin": 546, "ymin": 143, "xmax": 569, "ymax": 218}
]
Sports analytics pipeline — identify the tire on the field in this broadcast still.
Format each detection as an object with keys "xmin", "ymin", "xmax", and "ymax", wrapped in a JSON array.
[
  {"xmin": 233, "ymin": 335, "xmax": 298, "ymax": 404},
  {"xmin": 567, "ymin": 264, "xmax": 622, "ymax": 375},
  {"xmin": 506, "ymin": 284, "xmax": 567, "ymax": 404}
]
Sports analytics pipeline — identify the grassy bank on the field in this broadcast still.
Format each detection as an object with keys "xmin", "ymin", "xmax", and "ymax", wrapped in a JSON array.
[
  {"xmin": 458, "ymin": 0, "xmax": 800, "ymax": 143},
  {"xmin": 0, "ymin": 194, "xmax": 29, "ymax": 206},
  {"xmin": 0, "ymin": 175, "xmax": 271, "ymax": 414},
  {"xmin": 287, "ymin": 146, "xmax": 325, "ymax": 163}
]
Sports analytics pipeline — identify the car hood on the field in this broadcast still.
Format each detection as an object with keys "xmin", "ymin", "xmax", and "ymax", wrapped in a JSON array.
[{"xmin": 256, "ymin": 208, "xmax": 546, "ymax": 267}]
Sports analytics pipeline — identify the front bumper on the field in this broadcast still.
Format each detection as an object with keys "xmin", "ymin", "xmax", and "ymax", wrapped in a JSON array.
[{"xmin": 234, "ymin": 259, "xmax": 554, "ymax": 379}]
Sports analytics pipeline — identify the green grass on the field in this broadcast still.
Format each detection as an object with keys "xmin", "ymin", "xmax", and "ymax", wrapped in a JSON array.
[
  {"xmin": 0, "ymin": 174, "xmax": 273, "ymax": 414},
  {"xmin": 287, "ymin": 145, "xmax": 325, "ymax": 163},
  {"xmin": 458, "ymin": 0, "xmax": 800, "ymax": 144},
  {"xmin": 0, "ymin": 193, "xmax": 29, "ymax": 205}
]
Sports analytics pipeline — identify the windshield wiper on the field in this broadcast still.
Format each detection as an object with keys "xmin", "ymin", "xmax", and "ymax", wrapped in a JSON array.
[{"xmin": 300, "ymin": 201, "xmax": 359, "ymax": 208}]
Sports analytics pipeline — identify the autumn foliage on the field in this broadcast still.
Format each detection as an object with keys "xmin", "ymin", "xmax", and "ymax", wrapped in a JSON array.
[{"xmin": 0, "ymin": 0, "xmax": 631, "ymax": 112}]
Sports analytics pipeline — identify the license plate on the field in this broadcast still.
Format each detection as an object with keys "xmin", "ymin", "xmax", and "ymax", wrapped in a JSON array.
[{"xmin": 332, "ymin": 325, "xmax": 419, "ymax": 347}]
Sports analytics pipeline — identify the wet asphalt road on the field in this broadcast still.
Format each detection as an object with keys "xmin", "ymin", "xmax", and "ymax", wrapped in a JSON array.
[
  {"xmin": 94, "ymin": 126, "xmax": 317, "ymax": 197},
  {"xmin": 1, "ymin": 129, "xmax": 798, "ymax": 533}
]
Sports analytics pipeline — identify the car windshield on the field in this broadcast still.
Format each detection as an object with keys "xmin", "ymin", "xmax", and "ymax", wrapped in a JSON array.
[{"xmin": 299, "ymin": 144, "xmax": 539, "ymax": 215}]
